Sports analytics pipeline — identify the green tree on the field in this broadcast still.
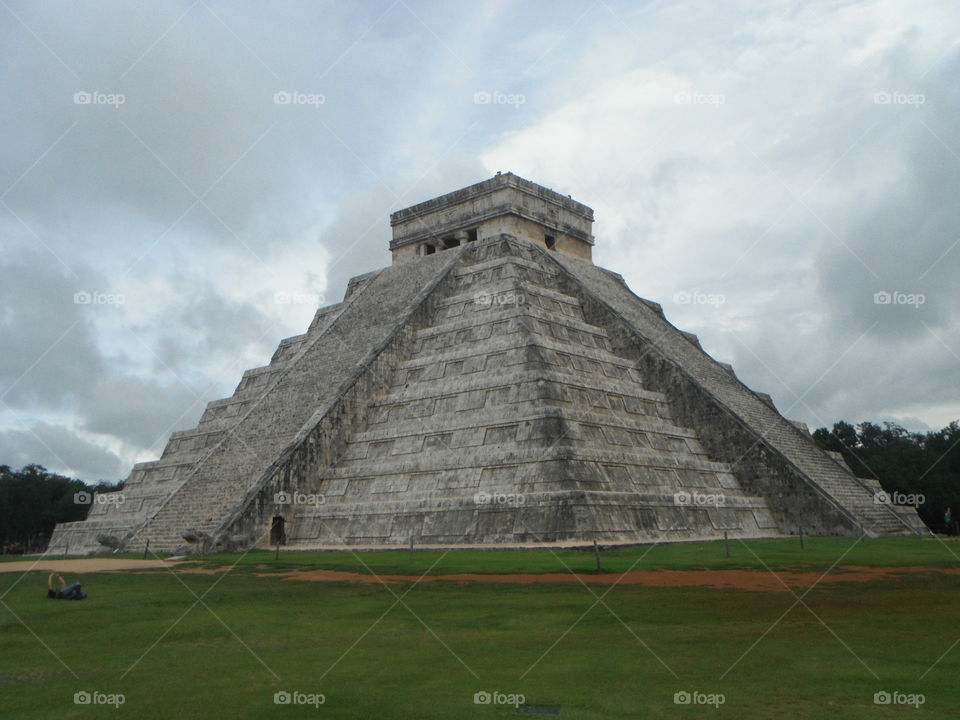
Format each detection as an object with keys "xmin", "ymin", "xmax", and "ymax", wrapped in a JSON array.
[
  {"xmin": 0, "ymin": 464, "xmax": 123, "ymax": 552},
  {"xmin": 813, "ymin": 420, "xmax": 960, "ymax": 534}
]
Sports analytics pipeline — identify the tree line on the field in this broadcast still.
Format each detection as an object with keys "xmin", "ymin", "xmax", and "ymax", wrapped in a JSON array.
[
  {"xmin": 0, "ymin": 464, "xmax": 123, "ymax": 553},
  {"xmin": 812, "ymin": 420, "xmax": 960, "ymax": 534}
]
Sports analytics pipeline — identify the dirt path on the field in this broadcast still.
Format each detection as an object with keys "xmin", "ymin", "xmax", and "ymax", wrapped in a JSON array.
[
  {"xmin": 4, "ymin": 559, "xmax": 957, "ymax": 592},
  {"xmin": 258, "ymin": 565, "xmax": 960, "ymax": 592},
  {"xmin": 0, "ymin": 558, "xmax": 182, "ymax": 574}
]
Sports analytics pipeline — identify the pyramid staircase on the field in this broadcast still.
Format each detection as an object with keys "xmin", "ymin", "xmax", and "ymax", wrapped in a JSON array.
[{"xmin": 283, "ymin": 239, "xmax": 777, "ymax": 546}]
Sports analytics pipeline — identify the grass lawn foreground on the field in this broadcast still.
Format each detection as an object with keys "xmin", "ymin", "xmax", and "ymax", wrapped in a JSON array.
[{"xmin": 1, "ymin": 536, "xmax": 959, "ymax": 718}]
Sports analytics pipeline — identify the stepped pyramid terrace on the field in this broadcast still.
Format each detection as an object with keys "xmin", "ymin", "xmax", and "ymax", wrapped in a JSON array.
[{"xmin": 48, "ymin": 173, "xmax": 927, "ymax": 555}]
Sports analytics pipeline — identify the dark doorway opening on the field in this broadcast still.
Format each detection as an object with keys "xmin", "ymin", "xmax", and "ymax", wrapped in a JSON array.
[
  {"xmin": 270, "ymin": 516, "xmax": 286, "ymax": 546},
  {"xmin": 545, "ymin": 234, "xmax": 557, "ymax": 250}
]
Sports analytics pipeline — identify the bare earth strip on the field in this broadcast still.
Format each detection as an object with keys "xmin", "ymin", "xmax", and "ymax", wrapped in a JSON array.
[
  {"xmin": 256, "ymin": 566, "xmax": 960, "ymax": 592},
  {"xmin": 0, "ymin": 558, "xmax": 182, "ymax": 573},
  {"xmin": 3, "ymin": 559, "xmax": 958, "ymax": 592}
]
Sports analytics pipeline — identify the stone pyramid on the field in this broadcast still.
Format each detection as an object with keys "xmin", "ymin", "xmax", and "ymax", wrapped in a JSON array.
[{"xmin": 49, "ymin": 173, "xmax": 926, "ymax": 555}]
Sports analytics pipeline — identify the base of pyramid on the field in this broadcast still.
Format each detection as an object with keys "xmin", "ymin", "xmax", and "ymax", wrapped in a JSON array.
[
  {"xmin": 46, "ymin": 520, "xmax": 131, "ymax": 556},
  {"xmin": 219, "ymin": 489, "xmax": 785, "ymax": 552},
  {"xmin": 262, "ymin": 535, "xmax": 789, "ymax": 553}
]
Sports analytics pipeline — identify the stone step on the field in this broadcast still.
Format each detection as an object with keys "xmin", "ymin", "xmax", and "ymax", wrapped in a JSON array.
[
  {"xmin": 326, "ymin": 442, "xmax": 734, "ymax": 480},
  {"xmin": 355, "ymin": 405, "xmax": 701, "ymax": 447},
  {"xmin": 388, "ymin": 349, "xmax": 648, "ymax": 398},
  {"xmin": 453, "ymin": 250, "xmax": 561, "ymax": 278},
  {"xmin": 416, "ymin": 303, "xmax": 611, "ymax": 346},
  {"xmin": 369, "ymin": 368, "xmax": 659, "ymax": 410},
  {"xmin": 438, "ymin": 274, "xmax": 582, "ymax": 311},
  {"xmin": 394, "ymin": 332, "xmax": 640, "ymax": 377}
]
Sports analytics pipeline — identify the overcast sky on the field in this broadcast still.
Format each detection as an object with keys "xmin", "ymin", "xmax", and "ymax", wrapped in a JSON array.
[{"xmin": 2, "ymin": 0, "xmax": 958, "ymax": 482}]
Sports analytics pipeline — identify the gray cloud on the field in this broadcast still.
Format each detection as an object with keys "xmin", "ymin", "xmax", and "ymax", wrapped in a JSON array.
[
  {"xmin": 816, "ymin": 52, "xmax": 960, "ymax": 342},
  {"xmin": 78, "ymin": 374, "xmax": 207, "ymax": 455},
  {"xmin": 0, "ymin": 422, "xmax": 124, "ymax": 481},
  {"xmin": 0, "ymin": 254, "xmax": 104, "ymax": 407}
]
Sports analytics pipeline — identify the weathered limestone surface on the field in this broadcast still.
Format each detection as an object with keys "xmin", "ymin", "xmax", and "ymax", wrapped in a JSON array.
[
  {"xmin": 545, "ymin": 250, "xmax": 927, "ymax": 537},
  {"xmin": 228, "ymin": 238, "xmax": 775, "ymax": 548},
  {"xmin": 49, "ymin": 175, "xmax": 926, "ymax": 555}
]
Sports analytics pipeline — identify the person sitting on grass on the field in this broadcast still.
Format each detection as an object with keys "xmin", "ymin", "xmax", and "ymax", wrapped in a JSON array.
[{"xmin": 47, "ymin": 573, "xmax": 87, "ymax": 600}]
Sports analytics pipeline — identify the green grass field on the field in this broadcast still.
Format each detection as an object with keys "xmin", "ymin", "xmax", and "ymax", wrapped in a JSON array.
[{"xmin": 2, "ymin": 537, "xmax": 959, "ymax": 718}]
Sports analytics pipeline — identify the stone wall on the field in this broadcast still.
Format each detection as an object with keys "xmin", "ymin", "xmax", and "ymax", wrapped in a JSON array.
[
  {"xmin": 546, "ymin": 251, "xmax": 920, "ymax": 537},
  {"xmin": 215, "ymin": 248, "xmax": 465, "ymax": 547}
]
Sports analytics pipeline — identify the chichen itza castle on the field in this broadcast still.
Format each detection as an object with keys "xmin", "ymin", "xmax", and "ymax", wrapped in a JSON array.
[{"xmin": 49, "ymin": 173, "xmax": 926, "ymax": 555}]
